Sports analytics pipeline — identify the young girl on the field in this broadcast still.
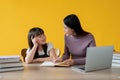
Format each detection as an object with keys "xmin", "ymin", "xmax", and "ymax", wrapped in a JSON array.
[{"xmin": 25, "ymin": 27, "xmax": 57, "ymax": 64}]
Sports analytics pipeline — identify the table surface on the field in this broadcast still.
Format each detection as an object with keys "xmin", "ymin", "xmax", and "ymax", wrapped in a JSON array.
[{"xmin": 0, "ymin": 63, "xmax": 120, "ymax": 80}]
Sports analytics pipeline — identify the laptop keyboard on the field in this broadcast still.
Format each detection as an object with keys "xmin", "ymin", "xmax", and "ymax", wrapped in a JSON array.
[{"xmin": 79, "ymin": 67, "xmax": 85, "ymax": 70}]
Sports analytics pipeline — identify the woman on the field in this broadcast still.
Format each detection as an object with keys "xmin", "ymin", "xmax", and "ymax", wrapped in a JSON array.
[
  {"xmin": 25, "ymin": 27, "xmax": 57, "ymax": 64},
  {"xmin": 55, "ymin": 14, "xmax": 96, "ymax": 66}
]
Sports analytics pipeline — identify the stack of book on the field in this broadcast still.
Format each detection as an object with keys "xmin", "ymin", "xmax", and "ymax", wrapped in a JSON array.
[
  {"xmin": 0, "ymin": 55, "xmax": 24, "ymax": 72},
  {"xmin": 112, "ymin": 53, "xmax": 120, "ymax": 67}
]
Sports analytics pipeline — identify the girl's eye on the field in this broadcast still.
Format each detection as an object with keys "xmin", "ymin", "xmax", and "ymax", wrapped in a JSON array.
[
  {"xmin": 38, "ymin": 34, "xmax": 44, "ymax": 38},
  {"xmin": 38, "ymin": 35, "xmax": 41, "ymax": 38}
]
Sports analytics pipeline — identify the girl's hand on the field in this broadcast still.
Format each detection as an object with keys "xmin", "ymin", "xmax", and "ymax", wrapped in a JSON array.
[
  {"xmin": 32, "ymin": 58, "xmax": 39, "ymax": 63},
  {"xmin": 63, "ymin": 59, "xmax": 74, "ymax": 66},
  {"xmin": 31, "ymin": 36, "xmax": 39, "ymax": 47}
]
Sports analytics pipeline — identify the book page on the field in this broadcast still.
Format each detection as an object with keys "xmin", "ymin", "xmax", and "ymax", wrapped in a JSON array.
[
  {"xmin": 40, "ymin": 61, "xmax": 55, "ymax": 66},
  {"xmin": 40, "ymin": 61, "xmax": 69, "ymax": 67}
]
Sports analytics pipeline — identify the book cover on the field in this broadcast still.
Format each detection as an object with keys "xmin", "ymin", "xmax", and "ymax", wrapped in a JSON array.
[
  {"xmin": 112, "ymin": 60, "xmax": 120, "ymax": 63},
  {"xmin": 112, "ymin": 63, "xmax": 120, "ymax": 68},
  {"xmin": 0, "ymin": 55, "xmax": 20, "ymax": 63},
  {"xmin": 113, "ymin": 54, "xmax": 120, "ymax": 57},
  {"xmin": 0, "ymin": 62, "xmax": 23, "ymax": 68}
]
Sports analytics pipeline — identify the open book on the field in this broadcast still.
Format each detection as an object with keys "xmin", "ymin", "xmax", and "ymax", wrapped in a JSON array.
[{"xmin": 40, "ymin": 61, "xmax": 69, "ymax": 67}]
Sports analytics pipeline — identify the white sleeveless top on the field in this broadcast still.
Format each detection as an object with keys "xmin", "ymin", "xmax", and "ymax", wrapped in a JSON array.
[{"xmin": 26, "ymin": 42, "xmax": 53, "ymax": 56}]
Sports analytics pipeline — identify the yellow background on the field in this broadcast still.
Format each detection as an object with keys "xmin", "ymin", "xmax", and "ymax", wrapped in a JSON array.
[{"xmin": 0, "ymin": 0, "xmax": 120, "ymax": 55}]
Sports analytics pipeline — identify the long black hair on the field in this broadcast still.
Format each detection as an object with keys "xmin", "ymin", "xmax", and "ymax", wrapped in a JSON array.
[
  {"xmin": 28, "ymin": 27, "xmax": 47, "ymax": 58},
  {"xmin": 63, "ymin": 14, "xmax": 89, "ymax": 36}
]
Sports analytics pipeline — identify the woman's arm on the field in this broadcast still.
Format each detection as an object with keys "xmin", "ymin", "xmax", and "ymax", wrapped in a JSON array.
[
  {"xmin": 54, "ymin": 44, "xmax": 70, "ymax": 63},
  {"xmin": 62, "ymin": 57, "xmax": 85, "ymax": 66},
  {"xmin": 72, "ymin": 38, "xmax": 96, "ymax": 65},
  {"xmin": 62, "ymin": 44, "xmax": 70, "ymax": 60},
  {"xmin": 73, "ymin": 58, "xmax": 86, "ymax": 65}
]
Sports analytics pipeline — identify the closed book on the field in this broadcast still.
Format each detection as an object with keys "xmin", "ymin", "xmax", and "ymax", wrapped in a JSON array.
[
  {"xmin": 113, "ymin": 56, "xmax": 120, "ymax": 60},
  {"xmin": 112, "ymin": 59, "xmax": 120, "ymax": 64},
  {"xmin": 0, "ymin": 55, "xmax": 20, "ymax": 63},
  {"xmin": 0, "ymin": 62, "xmax": 23, "ymax": 68},
  {"xmin": 112, "ymin": 63, "xmax": 120, "ymax": 67},
  {"xmin": 113, "ymin": 54, "xmax": 120, "ymax": 57},
  {"xmin": 0, "ymin": 66, "xmax": 24, "ymax": 73},
  {"xmin": 113, "ymin": 54, "xmax": 120, "ymax": 60}
]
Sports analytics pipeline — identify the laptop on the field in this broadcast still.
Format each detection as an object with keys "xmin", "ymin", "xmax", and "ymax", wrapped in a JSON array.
[{"xmin": 71, "ymin": 46, "xmax": 114, "ymax": 72}]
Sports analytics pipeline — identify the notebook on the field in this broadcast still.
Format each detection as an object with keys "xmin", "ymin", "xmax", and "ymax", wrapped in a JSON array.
[{"xmin": 71, "ymin": 46, "xmax": 114, "ymax": 72}]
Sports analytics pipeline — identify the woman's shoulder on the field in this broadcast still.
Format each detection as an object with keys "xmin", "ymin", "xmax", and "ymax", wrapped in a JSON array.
[
  {"xmin": 85, "ymin": 33, "xmax": 95, "ymax": 40},
  {"xmin": 87, "ymin": 33, "xmax": 94, "ymax": 37}
]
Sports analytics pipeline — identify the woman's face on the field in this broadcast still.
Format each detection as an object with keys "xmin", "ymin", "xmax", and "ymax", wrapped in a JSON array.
[
  {"xmin": 35, "ymin": 34, "xmax": 46, "ymax": 45},
  {"xmin": 63, "ymin": 23, "xmax": 74, "ymax": 36}
]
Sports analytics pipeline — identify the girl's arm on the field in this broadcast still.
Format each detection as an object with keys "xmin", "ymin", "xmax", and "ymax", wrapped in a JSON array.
[
  {"xmin": 33, "ymin": 43, "xmax": 57, "ymax": 63},
  {"xmin": 49, "ymin": 48, "xmax": 57, "ymax": 61},
  {"xmin": 25, "ymin": 45, "xmax": 37, "ymax": 64},
  {"xmin": 25, "ymin": 36, "xmax": 39, "ymax": 64},
  {"xmin": 32, "ymin": 57, "xmax": 52, "ymax": 63},
  {"xmin": 33, "ymin": 48, "xmax": 57, "ymax": 63}
]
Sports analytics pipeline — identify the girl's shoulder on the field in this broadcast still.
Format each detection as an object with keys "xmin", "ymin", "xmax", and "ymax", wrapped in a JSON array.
[
  {"xmin": 47, "ymin": 42, "xmax": 53, "ymax": 45},
  {"xmin": 84, "ymin": 33, "xmax": 95, "ymax": 41},
  {"xmin": 47, "ymin": 42, "xmax": 53, "ymax": 47},
  {"xmin": 26, "ymin": 48, "xmax": 30, "ymax": 54},
  {"xmin": 46, "ymin": 42, "xmax": 54, "ymax": 52}
]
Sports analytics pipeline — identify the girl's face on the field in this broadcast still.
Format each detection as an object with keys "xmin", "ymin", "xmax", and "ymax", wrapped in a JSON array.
[
  {"xmin": 35, "ymin": 34, "xmax": 46, "ymax": 45},
  {"xmin": 63, "ymin": 23, "xmax": 75, "ymax": 36}
]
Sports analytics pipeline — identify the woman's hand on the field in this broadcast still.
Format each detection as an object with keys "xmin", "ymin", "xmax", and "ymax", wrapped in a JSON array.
[
  {"xmin": 63, "ymin": 59, "xmax": 74, "ymax": 66},
  {"xmin": 54, "ymin": 57, "xmax": 63, "ymax": 63}
]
